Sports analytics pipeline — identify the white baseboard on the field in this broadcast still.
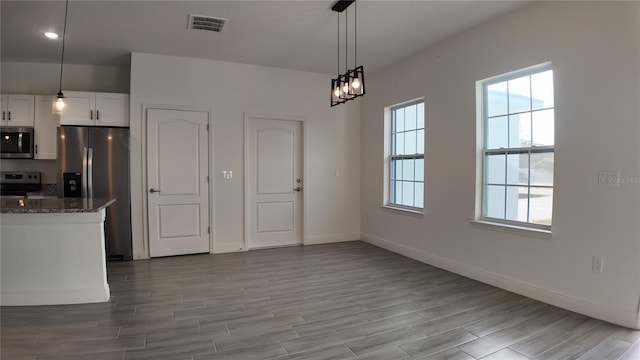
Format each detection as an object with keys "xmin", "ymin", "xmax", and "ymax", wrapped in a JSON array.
[
  {"xmin": 1, "ymin": 285, "xmax": 110, "ymax": 306},
  {"xmin": 198, "ymin": 233, "xmax": 361, "ymax": 254},
  {"xmin": 304, "ymin": 232, "xmax": 360, "ymax": 245},
  {"xmin": 213, "ymin": 242, "xmax": 246, "ymax": 254},
  {"xmin": 213, "ymin": 233, "xmax": 358, "ymax": 254},
  {"xmin": 361, "ymin": 232, "xmax": 639, "ymax": 330}
]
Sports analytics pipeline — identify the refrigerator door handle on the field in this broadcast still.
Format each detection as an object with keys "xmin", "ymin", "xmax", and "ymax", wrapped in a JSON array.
[
  {"xmin": 88, "ymin": 147, "xmax": 94, "ymax": 198},
  {"xmin": 82, "ymin": 147, "xmax": 88, "ymax": 197}
]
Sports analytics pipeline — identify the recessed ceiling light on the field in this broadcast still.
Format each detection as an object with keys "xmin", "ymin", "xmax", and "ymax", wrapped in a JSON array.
[{"xmin": 43, "ymin": 32, "xmax": 59, "ymax": 39}]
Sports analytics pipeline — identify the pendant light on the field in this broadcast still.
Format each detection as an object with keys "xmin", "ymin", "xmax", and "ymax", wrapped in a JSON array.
[
  {"xmin": 330, "ymin": 0, "xmax": 365, "ymax": 107},
  {"xmin": 54, "ymin": 0, "xmax": 69, "ymax": 113}
]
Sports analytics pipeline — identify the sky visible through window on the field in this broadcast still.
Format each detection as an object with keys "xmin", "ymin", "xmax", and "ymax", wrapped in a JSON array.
[{"xmin": 484, "ymin": 69, "xmax": 554, "ymax": 226}]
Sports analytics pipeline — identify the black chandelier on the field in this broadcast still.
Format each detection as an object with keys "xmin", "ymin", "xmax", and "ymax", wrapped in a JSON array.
[{"xmin": 330, "ymin": 0, "xmax": 365, "ymax": 107}]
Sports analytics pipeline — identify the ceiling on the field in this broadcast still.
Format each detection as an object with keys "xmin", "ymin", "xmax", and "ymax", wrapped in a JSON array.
[{"xmin": 1, "ymin": 0, "xmax": 527, "ymax": 75}]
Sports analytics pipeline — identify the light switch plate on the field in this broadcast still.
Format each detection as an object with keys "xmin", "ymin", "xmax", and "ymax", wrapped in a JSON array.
[
  {"xmin": 221, "ymin": 170, "xmax": 233, "ymax": 179},
  {"xmin": 592, "ymin": 256, "xmax": 604, "ymax": 273}
]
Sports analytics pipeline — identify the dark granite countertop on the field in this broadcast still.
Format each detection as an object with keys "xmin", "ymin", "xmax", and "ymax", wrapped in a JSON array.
[
  {"xmin": 26, "ymin": 184, "xmax": 58, "ymax": 197},
  {"xmin": 0, "ymin": 198, "xmax": 116, "ymax": 214}
]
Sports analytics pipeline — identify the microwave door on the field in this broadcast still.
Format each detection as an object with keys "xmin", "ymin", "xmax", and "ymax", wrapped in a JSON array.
[
  {"xmin": 2, "ymin": 133, "xmax": 21, "ymax": 153},
  {"xmin": 1, "ymin": 129, "xmax": 33, "ymax": 159}
]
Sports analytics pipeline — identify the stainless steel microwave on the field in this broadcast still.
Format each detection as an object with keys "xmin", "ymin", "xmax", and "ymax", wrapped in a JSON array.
[{"xmin": 1, "ymin": 127, "xmax": 34, "ymax": 159}]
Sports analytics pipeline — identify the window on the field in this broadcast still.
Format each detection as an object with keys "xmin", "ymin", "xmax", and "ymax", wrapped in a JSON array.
[
  {"xmin": 388, "ymin": 100, "xmax": 425, "ymax": 210},
  {"xmin": 481, "ymin": 65, "xmax": 554, "ymax": 229}
]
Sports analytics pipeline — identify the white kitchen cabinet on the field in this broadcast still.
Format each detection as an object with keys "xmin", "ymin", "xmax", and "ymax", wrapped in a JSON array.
[
  {"xmin": 1, "ymin": 94, "xmax": 35, "ymax": 127},
  {"xmin": 59, "ymin": 91, "xmax": 129, "ymax": 127},
  {"xmin": 34, "ymin": 95, "xmax": 59, "ymax": 159},
  {"xmin": 59, "ymin": 91, "xmax": 95, "ymax": 126}
]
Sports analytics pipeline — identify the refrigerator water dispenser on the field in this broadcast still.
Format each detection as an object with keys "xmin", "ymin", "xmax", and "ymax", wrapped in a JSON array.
[{"xmin": 63, "ymin": 172, "xmax": 82, "ymax": 197}]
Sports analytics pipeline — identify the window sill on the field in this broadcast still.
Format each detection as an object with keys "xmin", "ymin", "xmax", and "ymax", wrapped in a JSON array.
[
  {"xmin": 470, "ymin": 220, "xmax": 552, "ymax": 239},
  {"xmin": 382, "ymin": 205, "xmax": 424, "ymax": 218}
]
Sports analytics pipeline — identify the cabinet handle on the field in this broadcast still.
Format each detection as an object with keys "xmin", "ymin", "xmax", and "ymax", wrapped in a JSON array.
[
  {"xmin": 90, "ymin": 110, "xmax": 93, "ymax": 120},
  {"xmin": 2, "ymin": 111, "xmax": 4, "ymax": 121},
  {"xmin": 7, "ymin": 111, "xmax": 11, "ymax": 121},
  {"xmin": 96, "ymin": 110, "xmax": 100, "ymax": 121},
  {"xmin": 35, "ymin": 145, "xmax": 38, "ymax": 154}
]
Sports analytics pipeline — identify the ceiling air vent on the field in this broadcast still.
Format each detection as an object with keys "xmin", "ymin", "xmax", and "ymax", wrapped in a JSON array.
[{"xmin": 188, "ymin": 14, "xmax": 227, "ymax": 33}]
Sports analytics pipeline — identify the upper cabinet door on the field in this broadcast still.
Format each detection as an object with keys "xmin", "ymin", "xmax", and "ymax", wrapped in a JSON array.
[
  {"xmin": 1, "ymin": 94, "xmax": 35, "ymax": 127},
  {"xmin": 59, "ymin": 91, "xmax": 96, "ymax": 126},
  {"xmin": 95, "ymin": 92, "xmax": 129, "ymax": 127},
  {"xmin": 60, "ymin": 91, "xmax": 96, "ymax": 126},
  {"xmin": 1, "ymin": 94, "xmax": 7, "ymax": 126},
  {"xmin": 34, "ymin": 95, "xmax": 59, "ymax": 159}
]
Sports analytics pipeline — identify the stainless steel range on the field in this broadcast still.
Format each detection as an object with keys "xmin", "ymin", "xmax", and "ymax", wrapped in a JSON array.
[{"xmin": 0, "ymin": 171, "xmax": 42, "ymax": 198}]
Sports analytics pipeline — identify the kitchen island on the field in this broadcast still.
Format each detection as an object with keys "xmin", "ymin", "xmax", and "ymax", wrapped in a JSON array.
[{"xmin": 0, "ymin": 198, "xmax": 115, "ymax": 306}]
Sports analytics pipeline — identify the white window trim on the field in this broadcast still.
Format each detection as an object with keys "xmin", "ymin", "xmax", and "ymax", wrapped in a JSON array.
[
  {"xmin": 383, "ymin": 98, "xmax": 425, "ymax": 215},
  {"xmin": 474, "ymin": 62, "xmax": 554, "ymax": 232},
  {"xmin": 382, "ymin": 204, "xmax": 424, "ymax": 218},
  {"xmin": 470, "ymin": 219, "xmax": 552, "ymax": 239}
]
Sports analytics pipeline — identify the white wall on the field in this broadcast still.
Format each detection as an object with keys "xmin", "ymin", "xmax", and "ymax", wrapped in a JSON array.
[
  {"xmin": 1, "ymin": 62, "xmax": 130, "ymax": 94},
  {"xmin": 0, "ymin": 62, "xmax": 130, "ymax": 182},
  {"xmin": 360, "ymin": 1, "xmax": 640, "ymax": 329},
  {"xmin": 130, "ymin": 53, "xmax": 360, "ymax": 259}
]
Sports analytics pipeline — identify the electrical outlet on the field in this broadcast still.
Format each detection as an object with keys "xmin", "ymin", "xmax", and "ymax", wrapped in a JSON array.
[
  {"xmin": 598, "ymin": 172, "xmax": 619, "ymax": 186},
  {"xmin": 592, "ymin": 256, "xmax": 604, "ymax": 273}
]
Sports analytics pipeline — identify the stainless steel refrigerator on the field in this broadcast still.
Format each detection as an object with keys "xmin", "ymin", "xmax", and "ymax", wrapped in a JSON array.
[{"xmin": 57, "ymin": 126, "xmax": 132, "ymax": 260}]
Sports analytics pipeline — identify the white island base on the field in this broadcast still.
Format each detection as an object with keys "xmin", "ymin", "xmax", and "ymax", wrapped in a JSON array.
[{"xmin": 1, "ymin": 209, "xmax": 110, "ymax": 306}]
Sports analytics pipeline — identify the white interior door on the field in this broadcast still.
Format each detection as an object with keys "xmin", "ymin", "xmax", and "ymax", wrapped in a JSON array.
[
  {"xmin": 246, "ymin": 115, "xmax": 302, "ymax": 249},
  {"xmin": 147, "ymin": 109, "xmax": 210, "ymax": 257}
]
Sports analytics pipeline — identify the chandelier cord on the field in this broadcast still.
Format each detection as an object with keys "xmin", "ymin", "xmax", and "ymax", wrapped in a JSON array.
[
  {"xmin": 337, "ymin": 11, "xmax": 340, "ymax": 76},
  {"xmin": 345, "ymin": 7, "xmax": 348, "ymax": 73},
  {"xmin": 59, "ymin": 0, "xmax": 69, "ymax": 93},
  {"xmin": 354, "ymin": 0, "xmax": 357, "ymax": 66}
]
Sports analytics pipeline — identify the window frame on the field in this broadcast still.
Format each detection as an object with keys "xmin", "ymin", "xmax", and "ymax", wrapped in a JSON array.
[
  {"xmin": 386, "ymin": 98, "xmax": 425, "ymax": 213},
  {"xmin": 479, "ymin": 64, "xmax": 554, "ymax": 231}
]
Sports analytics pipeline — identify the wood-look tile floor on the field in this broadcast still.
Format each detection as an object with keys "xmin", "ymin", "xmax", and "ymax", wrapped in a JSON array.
[{"xmin": 2, "ymin": 241, "xmax": 639, "ymax": 360}]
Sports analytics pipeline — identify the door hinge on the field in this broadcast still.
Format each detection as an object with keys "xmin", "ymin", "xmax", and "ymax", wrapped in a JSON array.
[
  {"xmin": 206, "ymin": 124, "xmax": 210, "ymax": 131},
  {"xmin": 207, "ymin": 175, "xmax": 210, "ymax": 183},
  {"xmin": 207, "ymin": 227, "xmax": 210, "ymax": 234}
]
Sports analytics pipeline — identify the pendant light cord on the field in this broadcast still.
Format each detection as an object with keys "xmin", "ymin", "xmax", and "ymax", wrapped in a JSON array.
[
  {"xmin": 337, "ymin": 11, "xmax": 340, "ymax": 76},
  {"xmin": 58, "ymin": 0, "xmax": 69, "ymax": 93},
  {"xmin": 354, "ymin": 0, "xmax": 357, "ymax": 66},
  {"xmin": 344, "ymin": 7, "xmax": 348, "ymax": 73}
]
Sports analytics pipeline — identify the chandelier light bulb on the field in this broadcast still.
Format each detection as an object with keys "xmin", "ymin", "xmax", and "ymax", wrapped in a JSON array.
[
  {"xmin": 334, "ymin": 87, "xmax": 341, "ymax": 97},
  {"xmin": 343, "ymin": 83, "xmax": 349, "ymax": 93},
  {"xmin": 352, "ymin": 78, "xmax": 361, "ymax": 89}
]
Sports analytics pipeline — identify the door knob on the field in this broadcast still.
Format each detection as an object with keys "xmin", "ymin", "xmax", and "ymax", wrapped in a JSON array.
[
  {"xmin": 149, "ymin": 188, "xmax": 161, "ymax": 193},
  {"xmin": 294, "ymin": 187, "xmax": 302, "ymax": 192}
]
